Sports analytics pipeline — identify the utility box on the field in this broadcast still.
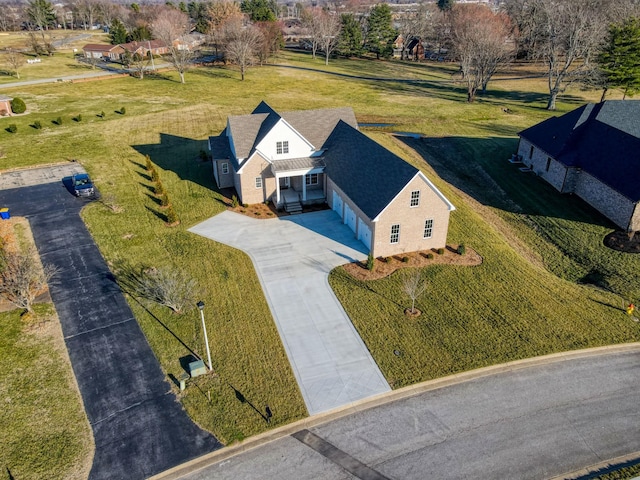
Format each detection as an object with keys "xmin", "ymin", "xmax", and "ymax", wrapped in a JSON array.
[
  {"xmin": 178, "ymin": 373, "xmax": 190, "ymax": 391},
  {"xmin": 188, "ymin": 359, "xmax": 207, "ymax": 378},
  {"xmin": 0, "ymin": 208, "xmax": 10, "ymax": 220}
]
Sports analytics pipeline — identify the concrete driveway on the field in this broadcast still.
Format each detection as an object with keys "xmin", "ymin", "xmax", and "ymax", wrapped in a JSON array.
[
  {"xmin": 0, "ymin": 165, "xmax": 221, "ymax": 479},
  {"xmin": 189, "ymin": 210, "xmax": 390, "ymax": 415}
]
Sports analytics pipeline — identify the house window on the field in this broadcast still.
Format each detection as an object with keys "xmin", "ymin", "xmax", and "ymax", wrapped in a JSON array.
[
  {"xmin": 255, "ymin": 177, "xmax": 262, "ymax": 188},
  {"xmin": 305, "ymin": 173, "xmax": 318, "ymax": 185},
  {"xmin": 390, "ymin": 224, "xmax": 400, "ymax": 244},
  {"xmin": 276, "ymin": 141, "xmax": 289, "ymax": 155},
  {"xmin": 529, "ymin": 145, "xmax": 534, "ymax": 159},
  {"xmin": 221, "ymin": 162, "xmax": 229, "ymax": 174},
  {"xmin": 545, "ymin": 157, "xmax": 551, "ymax": 172},
  {"xmin": 424, "ymin": 219, "xmax": 433, "ymax": 239},
  {"xmin": 410, "ymin": 190, "xmax": 420, "ymax": 207}
]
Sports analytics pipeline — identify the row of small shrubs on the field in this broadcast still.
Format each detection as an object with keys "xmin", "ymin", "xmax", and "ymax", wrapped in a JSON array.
[{"xmin": 145, "ymin": 155, "xmax": 178, "ymax": 226}]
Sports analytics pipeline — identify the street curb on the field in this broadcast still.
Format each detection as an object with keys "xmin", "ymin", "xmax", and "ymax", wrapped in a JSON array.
[
  {"xmin": 548, "ymin": 450, "xmax": 640, "ymax": 480},
  {"xmin": 148, "ymin": 343, "xmax": 640, "ymax": 480}
]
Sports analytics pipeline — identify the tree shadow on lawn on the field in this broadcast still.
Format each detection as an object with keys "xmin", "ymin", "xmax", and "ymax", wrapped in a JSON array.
[
  {"xmin": 398, "ymin": 134, "xmax": 613, "ymax": 229},
  {"xmin": 132, "ymin": 133, "xmax": 216, "ymax": 191}
]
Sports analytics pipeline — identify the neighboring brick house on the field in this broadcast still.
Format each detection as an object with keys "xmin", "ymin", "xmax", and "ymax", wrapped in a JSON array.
[
  {"xmin": 0, "ymin": 95, "xmax": 12, "ymax": 116},
  {"xmin": 517, "ymin": 100, "xmax": 640, "ymax": 231},
  {"xmin": 81, "ymin": 43, "xmax": 124, "ymax": 61},
  {"xmin": 209, "ymin": 102, "xmax": 455, "ymax": 257},
  {"xmin": 120, "ymin": 40, "xmax": 169, "ymax": 58}
]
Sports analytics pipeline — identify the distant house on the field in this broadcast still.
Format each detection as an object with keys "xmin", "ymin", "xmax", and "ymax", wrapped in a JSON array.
[
  {"xmin": 120, "ymin": 40, "xmax": 169, "ymax": 58},
  {"xmin": 0, "ymin": 95, "xmax": 12, "ymax": 116},
  {"xmin": 209, "ymin": 102, "xmax": 455, "ymax": 257},
  {"xmin": 81, "ymin": 43, "xmax": 124, "ymax": 61},
  {"xmin": 517, "ymin": 100, "xmax": 640, "ymax": 231},
  {"xmin": 174, "ymin": 32, "xmax": 206, "ymax": 51}
]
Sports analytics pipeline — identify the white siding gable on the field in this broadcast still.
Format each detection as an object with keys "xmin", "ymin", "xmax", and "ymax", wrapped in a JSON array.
[{"xmin": 255, "ymin": 118, "xmax": 314, "ymax": 161}]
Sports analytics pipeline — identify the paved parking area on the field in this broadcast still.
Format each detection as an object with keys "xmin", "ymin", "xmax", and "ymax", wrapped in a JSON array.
[
  {"xmin": 0, "ymin": 167, "xmax": 221, "ymax": 479},
  {"xmin": 189, "ymin": 210, "xmax": 390, "ymax": 415}
]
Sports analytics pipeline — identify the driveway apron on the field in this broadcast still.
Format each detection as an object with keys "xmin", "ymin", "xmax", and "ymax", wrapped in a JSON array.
[
  {"xmin": 0, "ymin": 170, "xmax": 220, "ymax": 480},
  {"xmin": 190, "ymin": 210, "xmax": 390, "ymax": 415}
]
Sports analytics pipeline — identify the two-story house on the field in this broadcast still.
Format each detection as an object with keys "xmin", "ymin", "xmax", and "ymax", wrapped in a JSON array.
[{"xmin": 209, "ymin": 102, "xmax": 455, "ymax": 257}]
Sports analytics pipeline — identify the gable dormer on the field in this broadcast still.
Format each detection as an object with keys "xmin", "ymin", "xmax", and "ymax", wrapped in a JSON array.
[{"xmin": 254, "ymin": 117, "xmax": 315, "ymax": 161}]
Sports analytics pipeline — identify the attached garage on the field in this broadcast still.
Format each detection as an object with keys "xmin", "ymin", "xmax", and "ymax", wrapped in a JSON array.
[
  {"xmin": 332, "ymin": 190, "xmax": 343, "ymax": 218},
  {"xmin": 344, "ymin": 203, "xmax": 356, "ymax": 233},
  {"xmin": 357, "ymin": 217, "xmax": 371, "ymax": 251}
]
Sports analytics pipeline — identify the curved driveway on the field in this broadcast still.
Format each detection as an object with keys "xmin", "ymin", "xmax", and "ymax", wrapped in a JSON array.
[
  {"xmin": 189, "ymin": 210, "xmax": 390, "ymax": 415},
  {"xmin": 158, "ymin": 346, "xmax": 640, "ymax": 480},
  {"xmin": 0, "ymin": 166, "xmax": 221, "ymax": 479}
]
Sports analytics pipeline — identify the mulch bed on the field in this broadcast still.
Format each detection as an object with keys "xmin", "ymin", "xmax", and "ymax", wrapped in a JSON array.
[
  {"xmin": 604, "ymin": 231, "xmax": 640, "ymax": 253},
  {"xmin": 343, "ymin": 245, "xmax": 483, "ymax": 281},
  {"xmin": 219, "ymin": 189, "xmax": 330, "ymax": 219}
]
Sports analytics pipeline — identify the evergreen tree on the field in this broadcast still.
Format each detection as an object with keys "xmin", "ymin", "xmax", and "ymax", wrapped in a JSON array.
[
  {"xmin": 110, "ymin": 19, "xmax": 128, "ymax": 45},
  {"xmin": 598, "ymin": 17, "xmax": 640, "ymax": 100},
  {"xmin": 338, "ymin": 13, "xmax": 363, "ymax": 57},
  {"xmin": 437, "ymin": 0, "xmax": 454, "ymax": 12},
  {"xmin": 365, "ymin": 4, "xmax": 396, "ymax": 59},
  {"xmin": 241, "ymin": 0, "xmax": 277, "ymax": 22},
  {"xmin": 26, "ymin": 0, "xmax": 56, "ymax": 30}
]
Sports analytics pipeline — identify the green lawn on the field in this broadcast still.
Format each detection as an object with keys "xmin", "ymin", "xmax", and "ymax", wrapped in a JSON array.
[{"xmin": 0, "ymin": 51, "xmax": 636, "ymax": 444}]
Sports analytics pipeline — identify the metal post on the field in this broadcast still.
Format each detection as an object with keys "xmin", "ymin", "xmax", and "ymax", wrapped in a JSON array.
[{"xmin": 197, "ymin": 301, "xmax": 212, "ymax": 371}]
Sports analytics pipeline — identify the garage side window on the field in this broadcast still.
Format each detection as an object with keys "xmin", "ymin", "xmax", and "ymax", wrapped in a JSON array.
[
  {"xmin": 410, "ymin": 190, "xmax": 420, "ymax": 207},
  {"xmin": 255, "ymin": 177, "xmax": 262, "ymax": 188},
  {"xmin": 221, "ymin": 162, "xmax": 229, "ymax": 174},
  {"xmin": 424, "ymin": 219, "xmax": 433, "ymax": 238},
  {"xmin": 390, "ymin": 224, "xmax": 400, "ymax": 244}
]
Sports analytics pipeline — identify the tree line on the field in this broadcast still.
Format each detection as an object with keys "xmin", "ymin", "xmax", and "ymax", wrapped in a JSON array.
[{"xmin": 2, "ymin": 0, "xmax": 640, "ymax": 107}]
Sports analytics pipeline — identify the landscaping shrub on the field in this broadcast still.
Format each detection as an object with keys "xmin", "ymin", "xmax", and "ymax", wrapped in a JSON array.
[
  {"xmin": 159, "ymin": 193, "xmax": 170, "ymax": 207},
  {"xmin": 367, "ymin": 253, "xmax": 375, "ymax": 271},
  {"xmin": 55, "ymin": 116, "xmax": 63, "ymax": 125},
  {"xmin": 33, "ymin": 120, "xmax": 42, "ymax": 129},
  {"xmin": 242, "ymin": 203, "xmax": 248, "ymax": 208},
  {"xmin": 0, "ymin": 109, "xmax": 8, "ymax": 117},
  {"xmin": 154, "ymin": 180, "xmax": 166, "ymax": 196},
  {"xmin": 437, "ymin": 248, "xmax": 445, "ymax": 255},
  {"xmin": 7, "ymin": 124, "xmax": 17, "ymax": 133},
  {"xmin": 119, "ymin": 106, "xmax": 126, "ymax": 115},
  {"xmin": 457, "ymin": 243, "xmax": 466, "ymax": 255},
  {"xmin": 99, "ymin": 111, "xmax": 105, "ymax": 119},
  {"xmin": 402, "ymin": 256, "xmax": 409, "ymax": 263},
  {"xmin": 165, "ymin": 207, "xmax": 178, "ymax": 224},
  {"xmin": 10, "ymin": 97, "xmax": 26, "ymax": 114},
  {"xmin": 231, "ymin": 195, "xmax": 239, "ymax": 208},
  {"xmin": 385, "ymin": 256, "xmax": 392, "ymax": 263},
  {"xmin": 144, "ymin": 155, "xmax": 153, "ymax": 171},
  {"xmin": 427, "ymin": 253, "xmax": 434, "ymax": 259},
  {"xmin": 150, "ymin": 167, "xmax": 160, "ymax": 183},
  {"xmin": 74, "ymin": 114, "xmax": 82, "ymax": 122}
]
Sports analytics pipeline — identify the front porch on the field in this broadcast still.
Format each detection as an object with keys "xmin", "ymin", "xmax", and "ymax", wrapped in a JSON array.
[{"xmin": 270, "ymin": 157, "xmax": 327, "ymax": 211}]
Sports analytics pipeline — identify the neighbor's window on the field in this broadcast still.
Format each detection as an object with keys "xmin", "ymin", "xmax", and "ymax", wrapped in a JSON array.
[
  {"xmin": 276, "ymin": 141, "xmax": 289, "ymax": 155},
  {"xmin": 306, "ymin": 173, "xmax": 318, "ymax": 185},
  {"xmin": 410, "ymin": 190, "xmax": 420, "ymax": 207},
  {"xmin": 221, "ymin": 162, "xmax": 229, "ymax": 174},
  {"xmin": 390, "ymin": 224, "xmax": 400, "ymax": 244},
  {"xmin": 545, "ymin": 157, "xmax": 551, "ymax": 172},
  {"xmin": 424, "ymin": 219, "xmax": 433, "ymax": 239},
  {"xmin": 255, "ymin": 177, "xmax": 262, "ymax": 188}
]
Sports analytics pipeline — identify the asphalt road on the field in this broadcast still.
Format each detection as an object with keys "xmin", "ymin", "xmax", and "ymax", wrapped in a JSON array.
[
  {"xmin": 174, "ymin": 348, "xmax": 640, "ymax": 480},
  {"xmin": 0, "ymin": 178, "xmax": 221, "ymax": 479}
]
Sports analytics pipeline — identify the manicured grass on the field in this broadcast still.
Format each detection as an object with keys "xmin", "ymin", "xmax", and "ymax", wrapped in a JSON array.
[{"xmin": 0, "ymin": 51, "xmax": 636, "ymax": 442}]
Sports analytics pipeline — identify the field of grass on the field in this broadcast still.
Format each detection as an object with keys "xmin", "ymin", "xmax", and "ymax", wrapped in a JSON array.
[
  {"xmin": 0, "ymin": 49, "xmax": 637, "ymax": 445},
  {"xmin": 0, "ymin": 218, "xmax": 93, "ymax": 480}
]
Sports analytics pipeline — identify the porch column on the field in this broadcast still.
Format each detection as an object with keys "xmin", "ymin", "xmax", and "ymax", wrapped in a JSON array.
[
  {"xmin": 276, "ymin": 174, "xmax": 281, "ymax": 204},
  {"xmin": 302, "ymin": 174, "xmax": 307, "ymax": 201}
]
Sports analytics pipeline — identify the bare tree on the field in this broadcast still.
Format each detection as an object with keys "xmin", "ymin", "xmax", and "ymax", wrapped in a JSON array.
[
  {"xmin": 115, "ymin": 263, "xmax": 200, "ymax": 314},
  {"xmin": 223, "ymin": 19, "xmax": 263, "ymax": 80},
  {"xmin": 255, "ymin": 20, "xmax": 284, "ymax": 65},
  {"xmin": 3, "ymin": 49, "xmax": 24, "ymax": 79},
  {"xmin": 73, "ymin": 0, "xmax": 100, "ymax": 30},
  {"xmin": 151, "ymin": 8, "xmax": 194, "ymax": 83},
  {"xmin": 397, "ymin": 3, "xmax": 434, "ymax": 61},
  {"xmin": 126, "ymin": 51, "xmax": 149, "ymax": 79},
  {"xmin": 450, "ymin": 3, "xmax": 513, "ymax": 102},
  {"xmin": 207, "ymin": 0, "xmax": 244, "ymax": 59},
  {"xmin": 403, "ymin": 270, "xmax": 427, "ymax": 315},
  {"xmin": 301, "ymin": 7, "xmax": 322, "ymax": 59},
  {"xmin": 0, "ymin": 248, "xmax": 57, "ymax": 313},
  {"xmin": 316, "ymin": 10, "xmax": 341, "ymax": 65}
]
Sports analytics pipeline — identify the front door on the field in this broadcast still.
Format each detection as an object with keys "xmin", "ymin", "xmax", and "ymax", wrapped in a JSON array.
[{"xmin": 279, "ymin": 177, "xmax": 290, "ymax": 189}]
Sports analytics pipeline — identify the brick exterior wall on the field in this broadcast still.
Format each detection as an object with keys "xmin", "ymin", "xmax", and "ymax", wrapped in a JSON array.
[
  {"xmin": 574, "ymin": 171, "xmax": 636, "ymax": 230},
  {"xmin": 518, "ymin": 137, "xmax": 639, "ymax": 230},
  {"xmin": 373, "ymin": 175, "xmax": 451, "ymax": 258},
  {"xmin": 237, "ymin": 153, "xmax": 275, "ymax": 204}
]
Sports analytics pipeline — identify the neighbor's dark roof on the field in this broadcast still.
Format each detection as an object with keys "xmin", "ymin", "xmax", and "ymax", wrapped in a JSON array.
[
  {"xmin": 322, "ymin": 121, "xmax": 419, "ymax": 220},
  {"xmin": 226, "ymin": 101, "xmax": 357, "ymax": 160},
  {"xmin": 519, "ymin": 100, "xmax": 640, "ymax": 202}
]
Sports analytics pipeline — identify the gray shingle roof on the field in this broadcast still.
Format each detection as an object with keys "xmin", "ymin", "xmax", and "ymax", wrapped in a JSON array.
[
  {"xmin": 209, "ymin": 133, "xmax": 236, "ymax": 168},
  {"xmin": 519, "ymin": 100, "xmax": 640, "ymax": 202},
  {"xmin": 322, "ymin": 121, "xmax": 419, "ymax": 220},
  {"xmin": 228, "ymin": 113, "xmax": 269, "ymax": 159}
]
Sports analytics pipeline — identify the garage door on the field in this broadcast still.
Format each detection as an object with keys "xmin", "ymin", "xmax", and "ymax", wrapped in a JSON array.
[
  {"xmin": 357, "ymin": 217, "xmax": 371, "ymax": 251},
  {"xmin": 332, "ymin": 191, "xmax": 343, "ymax": 218},
  {"xmin": 344, "ymin": 204, "xmax": 356, "ymax": 233}
]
